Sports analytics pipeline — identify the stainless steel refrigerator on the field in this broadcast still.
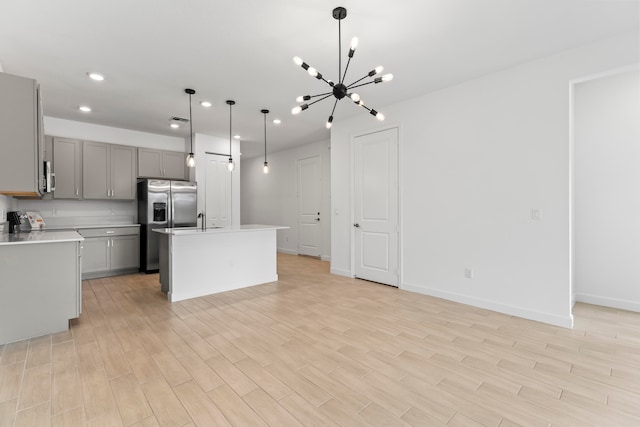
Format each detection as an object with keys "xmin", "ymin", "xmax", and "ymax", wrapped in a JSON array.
[{"xmin": 138, "ymin": 179, "xmax": 197, "ymax": 273}]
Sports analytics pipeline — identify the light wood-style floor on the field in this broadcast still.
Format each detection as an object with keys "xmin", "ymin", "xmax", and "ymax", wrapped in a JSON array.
[{"xmin": 1, "ymin": 254, "xmax": 640, "ymax": 426}]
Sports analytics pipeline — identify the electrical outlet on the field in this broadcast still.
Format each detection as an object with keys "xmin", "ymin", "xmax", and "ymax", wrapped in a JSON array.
[
  {"xmin": 464, "ymin": 268, "xmax": 473, "ymax": 279},
  {"xmin": 531, "ymin": 209, "xmax": 541, "ymax": 220}
]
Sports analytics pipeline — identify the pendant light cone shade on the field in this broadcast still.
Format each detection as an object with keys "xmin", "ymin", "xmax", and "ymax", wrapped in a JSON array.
[
  {"xmin": 185, "ymin": 89, "xmax": 196, "ymax": 167},
  {"xmin": 227, "ymin": 100, "xmax": 236, "ymax": 172},
  {"xmin": 261, "ymin": 109, "xmax": 269, "ymax": 174},
  {"xmin": 291, "ymin": 7, "xmax": 392, "ymax": 126}
]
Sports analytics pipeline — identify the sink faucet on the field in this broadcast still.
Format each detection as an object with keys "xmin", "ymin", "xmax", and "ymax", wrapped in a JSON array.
[{"xmin": 197, "ymin": 211, "xmax": 206, "ymax": 231}]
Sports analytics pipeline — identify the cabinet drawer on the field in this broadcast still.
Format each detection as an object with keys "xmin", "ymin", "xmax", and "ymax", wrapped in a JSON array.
[{"xmin": 78, "ymin": 227, "xmax": 140, "ymax": 238}]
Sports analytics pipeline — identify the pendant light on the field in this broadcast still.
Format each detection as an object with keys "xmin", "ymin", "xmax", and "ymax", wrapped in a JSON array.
[
  {"xmin": 226, "ymin": 100, "xmax": 235, "ymax": 172},
  {"xmin": 291, "ymin": 7, "xmax": 393, "ymax": 128},
  {"xmin": 185, "ymin": 88, "xmax": 196, "ymax": 168},
  {"xmin": 261, "ymin": 109, "xmax": 269, "ymax": 174}
]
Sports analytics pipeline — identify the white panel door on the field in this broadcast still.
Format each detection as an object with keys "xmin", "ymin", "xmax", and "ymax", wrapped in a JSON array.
[
  {"xmin": 206, "ymin": 154, "xmax": 232, "ymax": 228},
  {"xmin": 297, "ymin": 155, "xmax": 322, "ymax": 257},
  {"xmin": 354, "ymin": 128, "xmax": 399, "ymax": 286}
]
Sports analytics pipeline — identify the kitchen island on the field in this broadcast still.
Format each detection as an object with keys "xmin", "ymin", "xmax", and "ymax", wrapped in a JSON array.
[
  {"xmin": 0, "ymin": 230, "xmax": 83, "ymax": 344},
  {"xmin": 153, "ymin": 224, "xmax": 288, "ymax": 302}
]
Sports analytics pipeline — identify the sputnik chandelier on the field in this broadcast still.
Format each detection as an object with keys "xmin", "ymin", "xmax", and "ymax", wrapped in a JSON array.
[{"xmin": 291, "ymin": 7, "xmax": 393, "ymax": 129}]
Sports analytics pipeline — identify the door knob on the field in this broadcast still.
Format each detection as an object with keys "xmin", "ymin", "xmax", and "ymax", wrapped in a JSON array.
[
  {"xmin": 353, "ymin": 223, "xmax": 360, "ymax": 228},
  {"xmin": 315, "ymin": 218, "xmax": 320, "ymax": 222}
]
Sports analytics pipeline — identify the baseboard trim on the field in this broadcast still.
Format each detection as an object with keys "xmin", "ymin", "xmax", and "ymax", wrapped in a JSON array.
[
  {"xmin": 575, "ymin": 293, "xmax": 640, "ymax": 313},
  {"xmin": 277, "ymin": 248, "xmax": 298, "ymax": 255},
  {"xmin": 321, "ymin": 255, "xmax": 331, "ymax": 262},
  {"xmin": 330, "ymin": 268, "xmax": 353, "ymax": 278},
  {"xmin": 402, "ymin": 282, "xmax": 574, "ymax": 328}
]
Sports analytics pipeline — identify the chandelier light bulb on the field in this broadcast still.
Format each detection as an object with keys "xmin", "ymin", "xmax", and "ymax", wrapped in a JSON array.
[
  {"xmin": 293, "ymin": 56, "xmax": 303, "ymax": 66},
  {"xmin": 382, "ymin": 73, "xmax": 394, "ymax": 82},
  {"xmin": 292, "ymin": 106, "xmax": 302, "ymax": 115},
  {"xmin": 375, "ymin": 66, "xmax": 384, "ymax": 74},
  {"xmin": 350, "ymin": 37, "xmax": 359, "ymax": 50},
  {"xmin": 227, "ymin": 158, "xmax": 235, "ymax": 171},
  {"xmin": 350, "ymin": 93, "xmax": 360, "ymax": 102},
  {"xmin": 326, "ymin": 116, "xmax": 334, "ymax": 129},
  {"xmin": 376, "ymin": 112, "xmax": 385, "ymax": 121},
  {"xmin": 263, "ymin": 162, "xmax": 269, "ymax": 174},
  {"xmin": 307, "ymin": 67, "xmax": 318, "ymax": 77},
  {"xmin": 296, "ymin": 96, "xmax": 304, "ymax": 103}
]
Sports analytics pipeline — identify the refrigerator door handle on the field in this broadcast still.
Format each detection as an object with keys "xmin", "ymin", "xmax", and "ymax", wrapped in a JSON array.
[{"xmin": 169, "ymin": 188, "xmax": 174, "ymax": 228}]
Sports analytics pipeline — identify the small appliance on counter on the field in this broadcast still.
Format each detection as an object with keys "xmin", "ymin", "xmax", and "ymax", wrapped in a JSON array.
[
  {"xmin": 25, "ymin": 211, "xmax": 46, "ymax": 230},
  {"xmin": 7, "ymin": 211, "xmax": 24, "ymax": 234}
]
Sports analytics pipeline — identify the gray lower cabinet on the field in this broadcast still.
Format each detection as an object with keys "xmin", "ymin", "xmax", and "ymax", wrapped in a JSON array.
[
  {"xmin": 53, "ymin": 137, "xmax": 82, "ymax": 199},
  {"xmin": 83, "ymin": 141, "xmax": 136, "ymax": 200},
  {"xmin": 79, "ymin": 227, "xmax": 140, "ymax": 279},
  {"xmin": 0, "ymin": 240, "xmax": 81, "ymax": 344},
  {"xmin": 138, "ymin": 148, "xmax": 186, "ymax": 180}
]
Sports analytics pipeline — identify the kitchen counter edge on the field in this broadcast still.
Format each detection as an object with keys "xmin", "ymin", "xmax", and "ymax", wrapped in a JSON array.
[{"xmin": 0, "ymin": 230, "xmax": 84, "ymax": 246}]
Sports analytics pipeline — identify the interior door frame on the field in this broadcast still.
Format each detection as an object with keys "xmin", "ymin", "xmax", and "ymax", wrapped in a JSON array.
[{"xmin": 350, "ymin": 123, "xmax": 403, "ymax": 288}]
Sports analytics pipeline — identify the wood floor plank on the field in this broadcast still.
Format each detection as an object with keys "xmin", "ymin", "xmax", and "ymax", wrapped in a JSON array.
[
  {"xmin": 14, "ymin": 401, "xmax": 50, "ymax": 427},
  {"xmin": 174, "ymin": 380, "xmax": 231, "ymax": 427},
  {"xmin": 17, "ymin": 363, "xmax": 50, "ymax": 410},
  {"xmin": 207, "ymin": 384, "xmax": 267, "ymax": 426},
  {"xmin": 141, "ymin": 377, "xmax": 191, "ymax": 427},
  {"xmin": 110, "ymin": 373, "xmax": 153, "ymax": 425},
  {"xmin": 242, "ymin": 388, "xmax": 303, "ymax": 427}
]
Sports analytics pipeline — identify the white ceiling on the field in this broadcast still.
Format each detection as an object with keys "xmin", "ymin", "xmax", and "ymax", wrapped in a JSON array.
[{"xmin": 1, "ymin": 0, "xmax": 638, "ymax": 158}]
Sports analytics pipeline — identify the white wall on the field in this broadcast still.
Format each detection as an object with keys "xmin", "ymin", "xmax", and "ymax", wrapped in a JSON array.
[
  {"xmin": 331, "ymin": 31, "xmax": 639, "ymax": 328},
  {"xmin": 193, "ymin": 133, "xmax": 241, "ymax": 226},
  {"xmin": 14, "ymin": 117, "xmax": 187, "ymax": 226},
  {"xmin": 574, "ymin": 69, "xmax": 640, "ymax": 312},
  {"xmin": 240, "ymin": 140, "xmax": 331, "ymax": 260}
]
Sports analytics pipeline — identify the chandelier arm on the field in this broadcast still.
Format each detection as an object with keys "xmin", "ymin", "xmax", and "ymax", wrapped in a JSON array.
[
  {"xmin": 307, "ymin": 93, "xmax": 334, "ymax": 108},
  {"xmin": 341, "ymin": 58, "xmax": 353, "ymax": 86},
  {"xmin": 347, "ymin": 81, "xmax": 376, "ymax": 90},
  {"xmin": 330, "ymin": 98, "xmax": 339, "ymax": 117},
  {"xmin": 309, "ymin": 91, "xmax": 333, "ymax": 98},
  {"xmin": 346, "ymin": 74, "xmax": 370, "ymax": 88}
]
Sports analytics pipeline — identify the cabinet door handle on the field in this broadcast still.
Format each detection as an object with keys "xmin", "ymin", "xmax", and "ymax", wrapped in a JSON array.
[{"xmin": 75, "ymin": 188, "xmax": 79, "ymax": 196}]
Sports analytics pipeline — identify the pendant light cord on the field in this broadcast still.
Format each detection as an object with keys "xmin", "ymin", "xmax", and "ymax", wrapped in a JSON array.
[
  {"xmin": 229, "ymin": 103, "xmax": 232, "ymax": 158},
  {"xmin": 264, "ymin": 112, "xmax": 267, "ymax": 163},
  {"xmin": 189, "ymin": 93, "xmax": 193, "ymax": 152}
]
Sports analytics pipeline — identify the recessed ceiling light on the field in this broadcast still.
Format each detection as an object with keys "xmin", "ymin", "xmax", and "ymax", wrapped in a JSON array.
[
  {"xmin": 78, "ymin": 105, "xmax": 91, "ymax": 112},
  {"xmin": 273, "ymin": 119, "xmax": 282, "ymax": 125},
  {"xmin": 234, "ymin": 135, "xmax": 241, "ymax": 139},
  {"xmin": 170, "ymin": 123, "xmax": 179, "ymax": 129},
  {"xmin": 200, "ymin": 101, "xmax": 212, "ymax": 108},
  {"xmin": 87, "ymin": 72, "xmax": 104, "ymax": 81}
]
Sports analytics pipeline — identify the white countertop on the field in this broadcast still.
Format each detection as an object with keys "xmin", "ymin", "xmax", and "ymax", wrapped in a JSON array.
[
  {"xmin": 0, "ymin": 230, "xmax": 84, "ymax": 246},
  {"xmin": 44, "ymin": 224, "xmax": 140, "ymax": 231},
  {"xmin": 153, "ymin": 224, "xmax": 289, "ymax": 236}
]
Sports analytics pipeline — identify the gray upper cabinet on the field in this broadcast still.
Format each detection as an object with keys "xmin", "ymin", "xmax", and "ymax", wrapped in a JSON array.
[
  {"xmin": 53, "ymin": 137, "xmax": 82, "ymax": 199},
  {"xmin": 138, "ymin": 148, "xmax": 185, "ymax": 180},
  {"xmin": 0, "ymin": 72, "xmax": 46, "ymax": 197},
  {"xmin": 83, "ymin": 141, "xmax": 136, "ymax": 200}
]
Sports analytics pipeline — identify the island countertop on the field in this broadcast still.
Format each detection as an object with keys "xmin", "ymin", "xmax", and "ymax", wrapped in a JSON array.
[
  {"xmin": 0, "ymin": 230, "xmax": 84, "ymax": 246},
  {"xmin": 153, "ymin": 224, "xmax": 288, "ymax": 236}
]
